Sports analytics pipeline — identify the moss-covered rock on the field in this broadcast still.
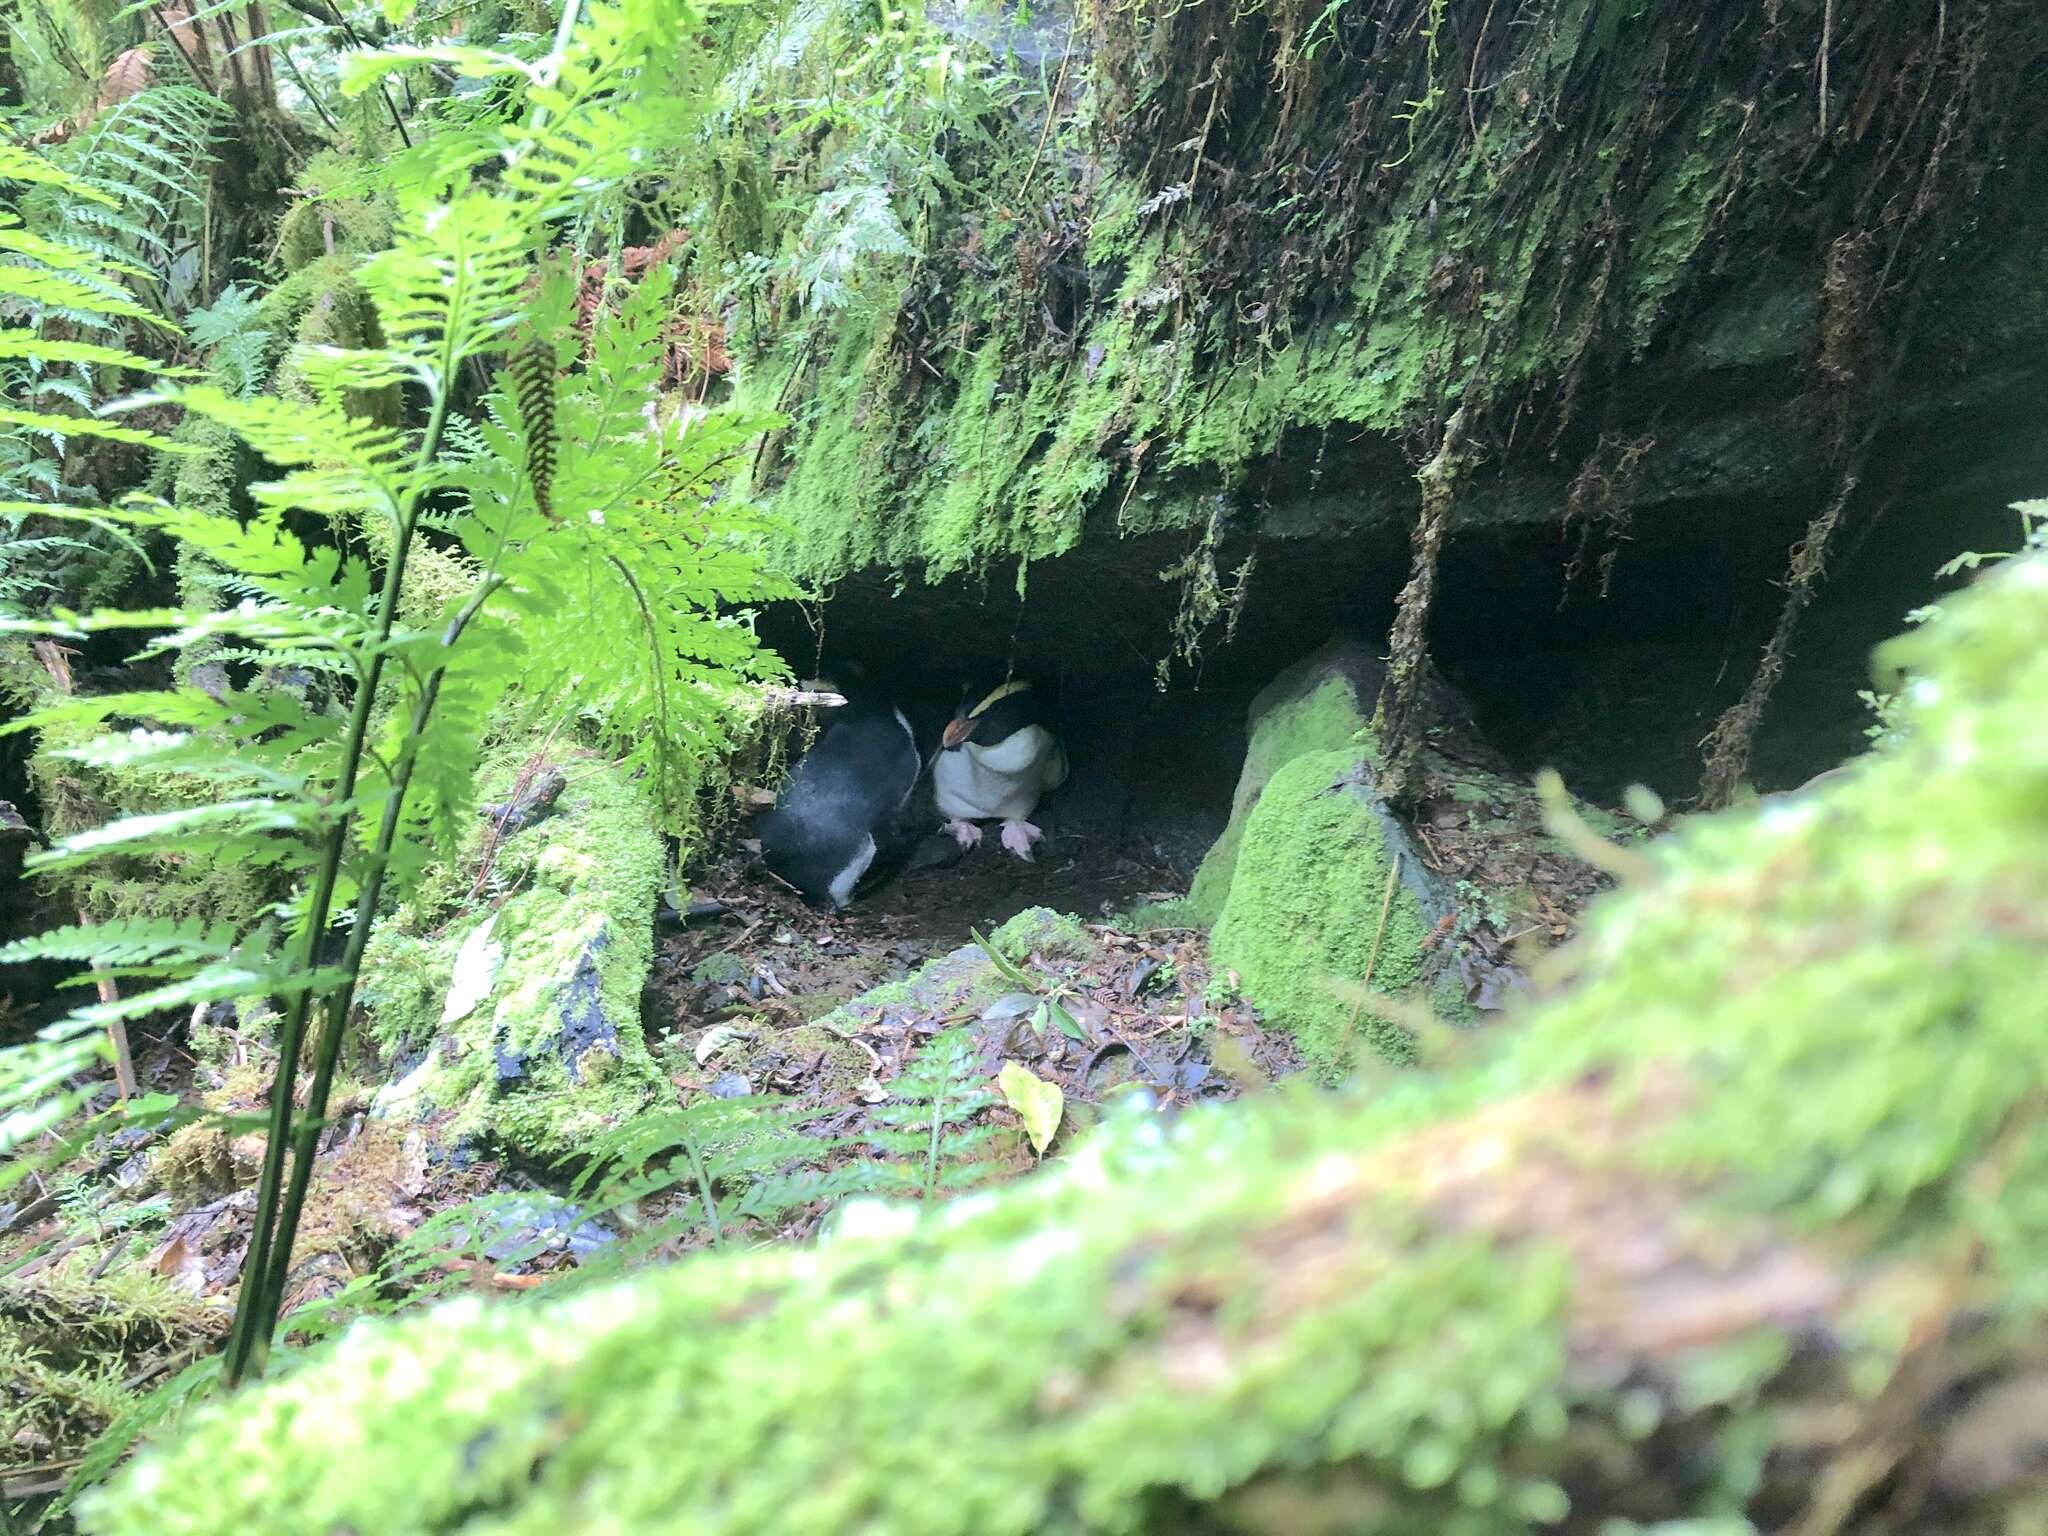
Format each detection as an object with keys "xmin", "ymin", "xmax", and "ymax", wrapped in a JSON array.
[
  {"xmin": 1187, "ymin": 639, "xmax": 1468, "ymax": 1068},
  {"xmin": 81, "ymin": 536, "xmax": 2048, "ymax": 1536},
  {"xmin": 360, "ymin": 751, "xmax": 668, "ymax": 1165},
  {"xmin": 1185, "ymin": 640, "xmax": 1389, "ymax": 922},
  {"xmin": 1191, "ymin": 637, "xmax": 1620, "ymax": 1065},
  {"xmin": 1210, "ymin": 749, "xmax": 1448, "ymax": 1072}
]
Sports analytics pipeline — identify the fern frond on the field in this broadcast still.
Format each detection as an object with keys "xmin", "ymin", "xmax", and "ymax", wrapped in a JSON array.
[
  {"xmin": 26, "ymin": 798, "xmax": 317, "ymax": 874},
  {"xmin": 867, "ymin": 1029, "xmax": 1001, "ymax": 1197},
  {"xmin": 0, "ymin": 336, "xmax": 185, "ymax": 377},
  {"xmin": 0, "ymin": 916, "xmax": 244, "ymax": 976},
  {"xmin": 0, "ymin": 406, "xmax": 181, "ymax": 448},
  {"xmin": 0, "ymin": 146, "xmax": 116, "ymax": 202},
  {"xmin": 0, "ymin": 266, "xmax": 161, "ymax": 326},
  {"xmin": 506, "ymin": 341, "xmax": 558, "ymax": 518}
]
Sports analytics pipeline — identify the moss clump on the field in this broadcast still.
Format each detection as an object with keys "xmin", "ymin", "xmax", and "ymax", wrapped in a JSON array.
[
  {"xmin": 1209, "ymin": 749, "xmax": 1436, "ymax": 1071},
  {"xmin": 271, "ymin": 271, "xmax": 402, "ymax": 429},
  {"xmin": 1186, "ymin": 666, "xmax": 1372, "ymax": 923},
  {"xmin": 690, "ymin": 952, "xmax": 751, "ymax": 986},
  {"xmin": 152, "ymin": 1124, "xmax": 248, "ymax": 1204},
  {"xmin": 987, "ymin": 906, "xmax": 1092, "ymax": 963},
  {"xmin": 360, "ymin": 751, "xmax": 669, "ymax": 1164},
  {"xmin": 1, "ymin": 1262, "xmax": 226, "ymax": 1469},
  {"xmin": 80, "ymin": 540, "xmax": 2048, "ymax": 1536},
  {"xmin": 274, "ymin": 192, "xmax": 393, "ymax": 275}
]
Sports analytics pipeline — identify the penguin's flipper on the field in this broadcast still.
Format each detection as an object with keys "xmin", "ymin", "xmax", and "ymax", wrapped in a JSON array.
[{"xmin": 1043, "ymin": 736, "xmax": 1069, "ymax": 794}]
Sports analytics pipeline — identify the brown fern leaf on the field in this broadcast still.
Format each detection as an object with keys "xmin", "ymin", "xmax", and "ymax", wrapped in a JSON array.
[{"xmin": 508, "ymin": 340, "xmax": 558, "ymax": 520}]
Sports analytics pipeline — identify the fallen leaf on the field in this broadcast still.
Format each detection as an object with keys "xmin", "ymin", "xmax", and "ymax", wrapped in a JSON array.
[
  {"xmin": 694, "ymin": 1024, "xmax": 752, "ymax": 1066},
  {"xmin": 998, "ymin": 1061, "xmax": 1063, "ymax": 1157},
  {"xmin": 147, "ymin": 1230, "xmax": 207, "ymax": 1295},
  {"xmin": 980, "ymin": 993, "xmax": 1041, "ymax": 1026}
]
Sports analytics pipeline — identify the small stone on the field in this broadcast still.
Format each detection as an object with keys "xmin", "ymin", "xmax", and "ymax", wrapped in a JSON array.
[{"xmin": 708, "ymin": 1070, "xmax": 752, "ymax": 1099}]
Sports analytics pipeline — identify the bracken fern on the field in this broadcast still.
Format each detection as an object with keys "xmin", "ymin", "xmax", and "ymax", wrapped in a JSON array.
[{"xmin": 1, "ymin": 0, "xmax": 789, "ymax": 1382}]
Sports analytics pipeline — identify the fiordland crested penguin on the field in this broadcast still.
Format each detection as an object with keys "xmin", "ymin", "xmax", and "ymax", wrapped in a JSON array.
[
  {"xmin": 934, "ymin": 678, "xmax": 1068, "ymax": 860},
  {"xmin": 757, "ymin": 673, "xmax": 921, "ymax": 910}
]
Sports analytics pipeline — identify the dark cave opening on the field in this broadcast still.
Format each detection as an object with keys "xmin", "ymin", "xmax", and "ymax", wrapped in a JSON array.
[{"xmin": 755, "ymin": 447, "xmax": 2036, "ymax": 884}]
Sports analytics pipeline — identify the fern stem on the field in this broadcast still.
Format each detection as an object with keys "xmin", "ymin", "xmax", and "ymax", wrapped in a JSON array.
[
  {"xmin": 687, "ymin": 1141, "xmax": 723, "ymax": 1250},
  {"xmin": 224, "ymin": 388, "xmax": 451, "ymax": 1385},
  {"xmin": 252, "ymin": 574, "xmax": 501, "ymax": 1337},
  {"xmin": 924, "ymin": 1076, "xmax": 947, "ymax": 1200}
]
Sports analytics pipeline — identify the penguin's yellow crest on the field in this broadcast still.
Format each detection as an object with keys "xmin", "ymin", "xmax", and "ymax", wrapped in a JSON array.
[{"xmin": 968, "ymin": 680, "xmax": 1031, "ymax": 718}]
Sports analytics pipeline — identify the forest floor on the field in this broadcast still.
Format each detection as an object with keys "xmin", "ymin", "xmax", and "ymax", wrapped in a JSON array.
[{"xmin": 1, "ymin": 762, "xmax": 1615, "ymax": 1512}]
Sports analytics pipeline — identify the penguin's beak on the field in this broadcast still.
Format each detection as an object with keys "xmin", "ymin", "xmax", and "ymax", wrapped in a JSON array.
[{"xmin": 942, "ymin": 715, "xmax": 974, "ymax": 750}]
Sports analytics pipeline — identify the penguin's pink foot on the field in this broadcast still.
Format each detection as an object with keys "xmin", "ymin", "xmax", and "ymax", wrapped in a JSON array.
[
  {"xmin": 946, "ymin": 818, "xmax": 983, "ymax": 850},
  {"xmin": 1000, "ymin": 819, "xmax": 1043, "ymax": 860}
]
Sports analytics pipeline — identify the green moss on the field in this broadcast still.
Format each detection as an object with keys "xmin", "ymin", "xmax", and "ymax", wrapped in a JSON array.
[
  {"xmin": 82, "ymin": 538, "xmax": 2048, "ymax": 1536},
  {"xmin": 1187, "ymin": 670, "xmax": 1371, "ymax": 923},
  {"xmin": 1209, "ymin": 748, "xmax": 1434, "ymax": 1072},
  {"xmin": 690, "ymin": 952, "xmax": 751, "ymax": 986},
  {"xmin": 360, "ymin": 751, "xmax": 668, "ymax": 1164},
  {"xmin": 274, "ymin": 186, "xmax": 393, "ymax": 274},
  {"xmin": 718, "ymin": 0, "xmax": 2042, "ymax": 593},
  {"xmin": 253, "ymin": 256, "xmax": 356, "ymax": 380},
  {"xmin": 1118, "ymin": 898, "xmax": 1202, "ymax": 931},
  {"xmin": 1, "ymin": 1260, "xmax": 226, "ymax": 1467},
  {"xmin": 273, "ymin": 271, "xmax": 403, "ymax": 428},
  {"xmin": 987, "ymin": 906, "xmax": 1092, "ymax": 963}
]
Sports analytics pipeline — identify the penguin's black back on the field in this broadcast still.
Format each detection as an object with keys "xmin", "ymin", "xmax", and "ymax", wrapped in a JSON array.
[{"xmin": 758, "ymin": 693, "xmax": 921, "ymax": 908}]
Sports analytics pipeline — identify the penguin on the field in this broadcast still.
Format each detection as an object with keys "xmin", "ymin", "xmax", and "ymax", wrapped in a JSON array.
[
  {"xmin": 933, "ymin": 678, "xmax": 1068, "ymax": 861},
  {"xmin": 757, "ymin": 674, "xmax": 922, "ymax": 911}
]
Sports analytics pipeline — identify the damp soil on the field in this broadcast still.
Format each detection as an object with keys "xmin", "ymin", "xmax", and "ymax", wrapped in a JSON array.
[{"xmin": 647, "ymin": 817, "xmax": 1191, "ymax": 1049}]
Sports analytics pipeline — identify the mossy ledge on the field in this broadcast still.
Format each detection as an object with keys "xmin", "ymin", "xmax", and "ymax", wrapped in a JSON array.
[
  {"xmin": 85, "ymin": 544, "xmax": 2048, "ymax": 1532},
  {"xmin": 733, "ymin": 1, "xmax": 2048, "ymax": 586}
]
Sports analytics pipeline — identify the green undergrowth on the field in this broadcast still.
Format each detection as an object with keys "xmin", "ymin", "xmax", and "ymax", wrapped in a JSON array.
[
  {"xmin": 1, "ymin": 1261, "xmax": 226, "ymax": 1472},
  {"xmin": 80, "ymin": 533, "xmax": 2048, "ymax": 1534},
  {"xmin": 359, "ymin": 748, "xmax": 668, "ymax": 1164}
]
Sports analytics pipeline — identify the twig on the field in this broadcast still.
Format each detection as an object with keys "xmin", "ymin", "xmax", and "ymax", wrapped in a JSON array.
[
  {"xmin": 82, "ymin": 907, "xmax": 139, "ymax": 1103},
  {"xmin": 1817, "ymin": 0, "xmax": 1834, "ymax": 139},
  {"xmin": 1016, "ymin": 9, "xmax": 1081, "ymax": 202}
]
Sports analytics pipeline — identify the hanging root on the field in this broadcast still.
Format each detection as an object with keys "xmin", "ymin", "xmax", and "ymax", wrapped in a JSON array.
[
  {"xmin": 1696, "ymin": 130, "xmax": 1970, "ymax": 809},
  {"xmin": 1558, "ymin": 430, "xmax": 1656, "ymax": 606},
  {"xmin": 1377, "ymin": 406, "xmax": 1471, "ymax": 803},
  {"xmin": 1156, "ymin": 495, "xmax": 1256, "ymax": 688},
  {"xmin": 1697, "ymin": 466, "xmax": 1861, "ymax": 809}
]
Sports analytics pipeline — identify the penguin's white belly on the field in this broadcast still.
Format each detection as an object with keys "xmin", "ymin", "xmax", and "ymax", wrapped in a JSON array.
[{"xmin": 934, "ymin": 726, "xmax": 1064, "ymax": 822}]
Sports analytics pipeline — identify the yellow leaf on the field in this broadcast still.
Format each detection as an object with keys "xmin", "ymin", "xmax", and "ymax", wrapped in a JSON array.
[{"xmin": 997, "ymin": 1060, "xmax": 1062, "ymax": 1158}]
